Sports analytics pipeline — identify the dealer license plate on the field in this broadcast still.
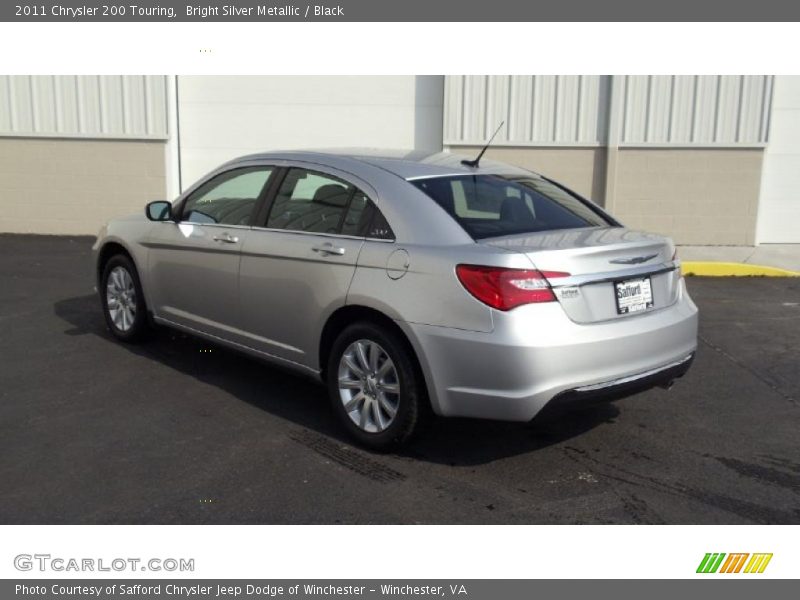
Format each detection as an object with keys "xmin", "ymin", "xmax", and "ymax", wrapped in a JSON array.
[{"xmin": 614, "ymin": 277, "xmax": 654, "ymax": 314}]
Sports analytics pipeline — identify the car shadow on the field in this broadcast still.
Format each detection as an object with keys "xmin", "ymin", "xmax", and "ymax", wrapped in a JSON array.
[{"xmin": 54, "ymin": 293, "xmax": 620, "ymax": 466}]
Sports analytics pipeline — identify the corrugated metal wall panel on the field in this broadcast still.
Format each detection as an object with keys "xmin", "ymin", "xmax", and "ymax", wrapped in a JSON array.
[
  {"xmin": 485, "ymin": 75, "xmax": 510, "ymax": 143},
  {"xmin": 57, "ymin": 76, "xmax": 79, "ymax": 133},
  {"xmin": 445, "ymin": 75, "xmax": 772, "ymax": 147},
  {"xmin": 462, "ymin": 75, "xmax": 488, "ymax": 142},
  {"xmin": 555, "ymin": 76, "xmax": 579, "ymax": 141},
  {"xmin": 739, "ymin": 75, "xmax": 767, "ymax": 142},
  {"xmin": 647, "ymin": 76, "xmax": 672, "ymax": 142},
  {"xmin": 532, "ymin": 77, "xmax": 557, "ymax": 141},
  {"xmin": 0, "ymin": 75, "xmax": 168, "ymax": 139},
  {"xmin": 622, "ymin": 76, "xmax": 648, "ymax": 144},
  {"xmin": 670, "ymin": 76, "xmax": 695, "ymax": 142},
  {"xmin": 507, "ymin": 76, "xmax": 532, "ymax": 142},
  {"xmin": 444, "ymin": 75, "xmax": 605, "ymax": 145},
  {"xmin": 620, "ymin": 75, "xmax": 771, "ymax": 145}
]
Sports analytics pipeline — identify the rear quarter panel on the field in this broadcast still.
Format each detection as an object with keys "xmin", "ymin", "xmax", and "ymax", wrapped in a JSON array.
[{"xmin": 347, "ymin": 241, "xmax": 534, "ymax": 333}]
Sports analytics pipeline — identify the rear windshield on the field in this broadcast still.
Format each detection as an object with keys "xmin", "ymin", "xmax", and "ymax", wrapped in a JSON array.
[{"xmin": 412, "ymin": 174, "xmax": 613, "ymax": 240}]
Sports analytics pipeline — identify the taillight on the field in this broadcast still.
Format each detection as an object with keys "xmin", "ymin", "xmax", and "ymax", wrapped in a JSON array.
[
  {"xmin": 455, "ymin": 264, "xmax": 570, "ymax": 311},
  {"xmin": 672, "ymin": 247, "xmax": 683, "ymax": 278}
]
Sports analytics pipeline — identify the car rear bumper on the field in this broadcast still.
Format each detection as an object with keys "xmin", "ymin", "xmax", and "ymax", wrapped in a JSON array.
[
  {"xmin": 403, "ymin": 279, "xmax": 699, "ymax": 421},
  {"xmin": 534, "ymin": 351, "xmax": 694, "ymax": 420}
]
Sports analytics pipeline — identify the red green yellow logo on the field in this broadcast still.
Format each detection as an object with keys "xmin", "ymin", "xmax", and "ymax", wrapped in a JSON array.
[{"xmin": 697, "ymin": 553, "xmax": 773, "ymax": 574}]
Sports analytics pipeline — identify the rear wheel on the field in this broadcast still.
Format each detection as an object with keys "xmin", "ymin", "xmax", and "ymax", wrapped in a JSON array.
[
  {"xmin": 101, "ymin": 254, "xmax": 149, "ymax": 342},
  {"xmin": 327, "ymin": 322, "xmax": 423, "ymax": 450}
]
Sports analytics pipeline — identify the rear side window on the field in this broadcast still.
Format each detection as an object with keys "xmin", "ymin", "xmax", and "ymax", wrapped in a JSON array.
[
  {"xmin": 412, "ymin": 175, "xmax": 612, "ymax": 240},
  {"xmin": 267, "ymin": 168, "xmax": 394, "ymax": 239},
  {"xmin": 267, "ymin": 169, "xmax": 351, "ymax": 234}
]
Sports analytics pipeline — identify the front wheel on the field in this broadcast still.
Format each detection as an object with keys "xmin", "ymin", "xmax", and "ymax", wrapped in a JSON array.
[
  {"xmin": 100, "ymin": 254, "xmax": 149, "ymax": 342},
  {"xmin": 327, "ymin": 322, "xmax": 424, "ymax": 450}
]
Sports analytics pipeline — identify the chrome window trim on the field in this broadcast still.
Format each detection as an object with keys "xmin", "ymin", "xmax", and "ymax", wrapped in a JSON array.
[
  {"xmin": 249, "ymin": 225, "xmax": 396, "ymax": 243},
  {"xmin": 168, "ymin": 220, "xmax": 395, "ymax": 243},
  {"xmin": 175, "ymin": 222, "xmax": 252, "ymax": 230}
]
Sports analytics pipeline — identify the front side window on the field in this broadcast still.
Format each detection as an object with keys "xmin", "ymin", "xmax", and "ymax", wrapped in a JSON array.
[
  {"xmin": 181, "ymin": 167, "xmax": 273, "ymax": 226},
  {"xmin": 412, "ymin": 175, "xmax": 612, "ymax": 240}
]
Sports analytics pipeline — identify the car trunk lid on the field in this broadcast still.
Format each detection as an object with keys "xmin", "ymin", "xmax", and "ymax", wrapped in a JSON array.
[{"xmin": 482, "ymin": 227, "xmax": 681, "ymax": 323}]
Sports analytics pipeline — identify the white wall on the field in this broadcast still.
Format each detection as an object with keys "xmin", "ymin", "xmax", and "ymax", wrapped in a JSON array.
[
  {"xmin": 756, "ymin": 76, "xmax": 800, "ymax": 243},
  {"xmin": 176, "ymin": 75, "xmax": 444, "ymax": 189}
]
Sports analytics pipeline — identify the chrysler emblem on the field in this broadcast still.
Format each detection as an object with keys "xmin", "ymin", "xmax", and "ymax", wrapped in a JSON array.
[{"xmin": 609, "ymin": 254, "xmax": 658, "ymax": 265}]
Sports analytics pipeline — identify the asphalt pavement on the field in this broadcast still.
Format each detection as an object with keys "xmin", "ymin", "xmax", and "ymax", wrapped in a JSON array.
[{"xmin": 1, "ymin": 233, "xmax": 799, "ymax": 524}]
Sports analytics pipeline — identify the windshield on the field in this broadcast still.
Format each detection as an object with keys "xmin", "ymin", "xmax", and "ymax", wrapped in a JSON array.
[{"xmin": 412, "ymin": 174, "xmax": 614, "ymax": 240}]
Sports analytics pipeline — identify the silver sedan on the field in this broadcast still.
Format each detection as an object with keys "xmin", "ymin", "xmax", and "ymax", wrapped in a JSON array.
[{"xmin": 93, "ymin": 149, "xmax": 698, "ymax": 449}]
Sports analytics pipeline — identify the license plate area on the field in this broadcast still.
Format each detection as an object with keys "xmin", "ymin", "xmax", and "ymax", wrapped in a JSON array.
[{"xmin": 614, "ymin": 277, "xmax": 654, "ymax": 315}]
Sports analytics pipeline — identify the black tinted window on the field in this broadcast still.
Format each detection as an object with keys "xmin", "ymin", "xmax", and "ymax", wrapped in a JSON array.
[
  {"xmin": 413, "ymin": 175, "xmax": 612, "ymax": 240},
  {"xmin": 182, "ymin": 167, "xmax": 273, "ymax": 225},
  {"xmin": 366, "ymin": 206, "xmax": 394, "ymax": 240},
  {"xmin": 267, "ymin": 169, "xmax": 352, "ymax": 234},
  {"xmin": 341, "ymin": 191, "xmax": 395, "ymax": 240}
]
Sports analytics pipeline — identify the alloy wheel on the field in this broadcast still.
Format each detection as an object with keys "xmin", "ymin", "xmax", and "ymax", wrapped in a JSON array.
[
  {"xmin": 106, "ymin": 265, "xmax": 137, "ymax": 332},
  {"xmin": 337, "ymin": 339, "xmax": 401, "ymax": 433}
]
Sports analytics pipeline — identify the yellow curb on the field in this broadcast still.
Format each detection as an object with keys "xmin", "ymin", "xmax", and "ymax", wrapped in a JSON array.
[{"xmin": 682, "ymin": 261, "xmax": 800, "ymax": 277}]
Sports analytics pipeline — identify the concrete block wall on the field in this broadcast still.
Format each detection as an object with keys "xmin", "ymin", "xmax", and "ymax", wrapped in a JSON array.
[
  {"xmin": 613, "ymin": 149, "xmax": 763, "ymax": 245},
  {"xmin": 0, "ymin": 138, "xmax": 166, "ymax": 235}
]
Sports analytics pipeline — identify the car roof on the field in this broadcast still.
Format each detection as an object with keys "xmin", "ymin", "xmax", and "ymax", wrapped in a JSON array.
[{"xmin": 230, "ymin": 148, "xmax": 537, "ymax": 180}]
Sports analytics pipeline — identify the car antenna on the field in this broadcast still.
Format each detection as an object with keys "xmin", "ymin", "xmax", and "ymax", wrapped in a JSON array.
[{"xmin": 461, "ymin": 121, "xmax": 505, "ymax": 168}]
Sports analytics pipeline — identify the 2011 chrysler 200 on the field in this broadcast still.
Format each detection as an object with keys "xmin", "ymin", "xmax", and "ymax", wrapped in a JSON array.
[{"xmin": 93, "ymin": 150, "xmax": 698, "ymax": 449}]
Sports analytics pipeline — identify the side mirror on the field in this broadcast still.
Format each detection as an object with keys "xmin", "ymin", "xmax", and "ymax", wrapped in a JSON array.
[{"xmin": 146, "ymin": 200, "xmax": 173, "ymax": 222}]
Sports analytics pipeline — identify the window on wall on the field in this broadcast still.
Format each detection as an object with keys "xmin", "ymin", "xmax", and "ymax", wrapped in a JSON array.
[{"xmin": 181, "ymin": 167, "xmax": 273, "ymax": 225}]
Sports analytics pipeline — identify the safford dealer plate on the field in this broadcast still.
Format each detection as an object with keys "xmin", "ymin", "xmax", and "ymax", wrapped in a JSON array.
[{"xmin": 614, "ymin": 277, "xmax": 654, "ymax": 314}]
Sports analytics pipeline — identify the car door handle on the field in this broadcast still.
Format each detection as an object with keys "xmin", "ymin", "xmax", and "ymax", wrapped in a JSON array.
[
  {"xmin": 213, "ymin": 233, "xmax": 239, "ymax": 244},
  {"xmin": 312, "ymin": 242, "xmax": 346, "ymax": 256}
]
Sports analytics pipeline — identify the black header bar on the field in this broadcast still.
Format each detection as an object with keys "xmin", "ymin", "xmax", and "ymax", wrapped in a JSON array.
[{"xmin": 5, "ymin": 0, "xmax": 800, "ymax": 22}]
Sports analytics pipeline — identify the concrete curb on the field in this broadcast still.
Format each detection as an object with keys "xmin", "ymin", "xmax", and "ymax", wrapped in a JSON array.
[{"xmin": 682, "ymin": 261, "xmax": 800, "ymax": 277}]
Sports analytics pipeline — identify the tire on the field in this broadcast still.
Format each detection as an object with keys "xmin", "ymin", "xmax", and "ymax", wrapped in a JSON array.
[
  {"xmin": 327, "ymin": 321, "xmax": 424, "ymax": 450},
  {"xmin": 100, "ymin": 254, "xmax": 149, "ymax": 343}
]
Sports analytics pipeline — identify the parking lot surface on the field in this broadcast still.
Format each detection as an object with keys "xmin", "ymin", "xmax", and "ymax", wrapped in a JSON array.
[{"xmin": 1, "ymin": 234, "xmax": 799, "ymax": 524}]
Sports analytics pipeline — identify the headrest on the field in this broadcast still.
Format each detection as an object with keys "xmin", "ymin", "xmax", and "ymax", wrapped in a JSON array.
[{"xmin": 313, "ymin": 184, "xmax": 348, "ymax": 205}]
